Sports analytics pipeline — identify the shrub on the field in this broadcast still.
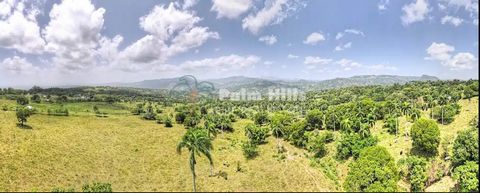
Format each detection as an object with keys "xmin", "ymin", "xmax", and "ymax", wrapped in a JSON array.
[
  {"xmin": 452, "ymin": 161, "xmax": 478, "ymax": 192},
  {"xmin": 254, "ymin": 111, "xmax": 270, "ymax": 125},
  {"xmin": 305, "ymin": 132, "xmax": 327, "ymax": 158},
  {"xmin": 432, "ymin": 104, "xmax": 461, "ymax": 124},
  {"xmin": 245, "ymin": 123, "xmax": 269, "ymax": 145},
  {"xmin": 142, "ymin": 112, "xmax": 157, "ymax": 120},
  {"xmin": 383, "ymin": 114, "xmax": 398, "ymax": 135},
  {"xmin": 411, "ymin": 118, "xmax": 440, "ymax": 156},
  {"xmin": 16, "ymin": 95, "xmax": 29, "ymax": 105},
  {"xmin": 320, "ymin": 131, "xmax": 334, "ymax": 143},
  {"xmin": 31, "ymin": 94, "xmax": 41, "ymax": 103},
  {"xmin": 183, "ymin": 116, "xmax": 200, "ymax": 128},
  {"xmin": 2, "ymin": 104, "xmax": 8, "ymax": 111},
  {"xmin": 284, "ymin": 120, "xmax": 308, "ymax": 147},
  {"xmin": 336, "ymin": 132, "xmax": 378, "ymax": 159},
  {"xmin": 131, "ymin": 104, "xmax": 144, "ymax": 115},
  {"xmin": 452, "ymin": 128, "xmax": 478, "ymax": 167},
  {"xmin": 47, "ymin": 107, "xmax": 69, "ymax": 116},
  {"xmin": 398, "ymin": 156, "xmax": 428, "ymax": 192},
  {"xmin": 241, "ymin": 141, "xmax": 258, "ymax": 159},
  {"xmin": 344, "ymin": 146, "xmax": 399, "ymax": 192},
  {"xmin": 175, "ymin": 111, "xmax": 187, "ymax": 124},
  {"xmin": 16, "ymin": 106, "xmax": 33, "ymax": 126},
  {"xmin": 82, "ymin": 182, "xmax": 112, "ymax": 192},
  {"xmin": 164, "ymin": 117, "xmax": 173, "ymax": 128},
  {"xmin": 306, "ymin": 109, "xmax": 323, "ymax": 130}
]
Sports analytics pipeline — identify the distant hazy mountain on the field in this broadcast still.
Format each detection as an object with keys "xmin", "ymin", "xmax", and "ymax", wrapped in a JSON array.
[{"xmin": 105, "ymin": 75, "xmax": 439, "ymax": 91}]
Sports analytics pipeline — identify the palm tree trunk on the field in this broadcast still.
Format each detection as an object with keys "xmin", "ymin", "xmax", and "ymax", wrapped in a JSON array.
[{"xmin": 192, "ymin": 169, "xmax": 196, "ymax": 192}]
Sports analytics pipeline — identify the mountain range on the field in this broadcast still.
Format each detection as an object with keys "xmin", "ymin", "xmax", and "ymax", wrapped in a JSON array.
[{"xmin": 104, "ymin": 75, "xmax": 440, "ymax": 91}]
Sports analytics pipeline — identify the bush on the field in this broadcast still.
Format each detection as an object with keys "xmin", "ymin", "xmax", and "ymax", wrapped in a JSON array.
[
  {"xmin": 452, "ymin": 128, "xmax": 478, "ymax": 167},
  {"xmin": 452, "ymin": 161, "xmax": 479, "ymax": 192},
  {"xmin": 254, "ymin": 111, "xmax": 270, "ymax": 125},
  {"xmin": 319, "ymin": 131, "xmax": 334, "ymax": 143},
  {"xmin": 142, "ymin": 112, "xmax": 156, "ymax": 120},
  {"xmin": 245, "ymin": 123, "xmax": 269, "ymax": 145},
  {"xmin": 2, "ymin": 104, "xmax": 8, "ymax": 111},
  {"xmin": 344, "ymin": 146, "xmax": 399, "ymax": 192},
  {"xmin": 82, "ymin": 182, "xmax": 112, "ymax": 192},
  {"xmin": 175, "ymin": 111, "xmax": 187, "ymax": 124},
  {"xmin": 336, "ymin": 132, "xmax": 378, "ymax": 159},
  {"xmin": 16, "ymin": 95, "xmax": 29, "ymax": 105},
  {"xmin": 47, "ymin": 107, "xmax": 69, "ymax": 116},
  {"xmin": 131, "ymin": 104, "xmax": 144, "ymax": 115},
  {"xmin": 241, "ymin": 141, "xmax": 258, "ymax": 159},
  {"xmin": 398, "ymin": 156, "xmax": 427, "ymax": 192},
  {"xmin": 383, "ymin": 114, "xmax": 398, "ymax": 135},
  {"xmin": 16, "ymin": 106, "xmax": 33, "ymax": 126},
  {"xmin": 284, "ymin": 120, "xmax": 308, "ymax": 147},
  {"xmin": 31, "ymin": 94, "xmax": 41, "ymax": 103},
  {"xmin": 432, "ymin": 103, "xmax": 461, "ymax": 124},
  {"xmin": 306, "ymin": 109, "xmax": 323, "ymax": 130},
  {"xmin": 411, "ymin": 118, "xmax": 440, "ymax": 156},
  {"xmin": 305, "ymin": 132, "xmax": 327, "ymax": 158},
  {"xmin": 183, "ymin": 116, "xmax": 200, "ymax": 128},
  {"xmin": 164, "ymin": 117, "xmax": 173, "ymax": 128}
]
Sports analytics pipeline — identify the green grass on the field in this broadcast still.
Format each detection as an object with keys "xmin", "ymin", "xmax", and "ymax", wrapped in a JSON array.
[{"xmin": 0, "ymin": 98, "xmax": 477, "ymax": 191}]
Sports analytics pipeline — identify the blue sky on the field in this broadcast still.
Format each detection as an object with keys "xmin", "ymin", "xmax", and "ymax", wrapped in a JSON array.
[{"xmin": 0, "ymin": 0, "xmax": 478, "ymax": 87}]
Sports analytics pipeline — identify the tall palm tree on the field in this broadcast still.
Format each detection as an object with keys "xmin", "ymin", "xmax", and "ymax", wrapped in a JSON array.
[{"xmin": 177, "ymin": 128, "xmax": 213, "ymax": 192}]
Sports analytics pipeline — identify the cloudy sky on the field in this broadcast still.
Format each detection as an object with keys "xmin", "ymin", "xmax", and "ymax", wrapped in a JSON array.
[{"xmin": 0, "ymin": 0, "xmax": 478, "ymax": 87}]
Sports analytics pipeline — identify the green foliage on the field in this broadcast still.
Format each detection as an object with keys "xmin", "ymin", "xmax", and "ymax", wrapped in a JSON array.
[
  {"xmin": 432, "ymin": 103, "xmax": 461, "ymax": 124},
  {"xmin": 452, "ymin": 161, "xmax": 479, "ymax": 192},
  {"xmin": 398, "ymin": 156, "xmax": 427, "ymax": 192},
  {"xmin": 31, "ymin": 94, "xmax": 41, "ymax": 103},
  {"xmin": 254, "ymin": 111, "xmax": 270, "ymax": 125},
  {"xmin": 344, "ymin": 146, "xmax": 399, "ymax": 192},
  {"xmin": 383, "ymin": 114, "xmax": 398, "ymax": 135},
  {"xmin": 336, "ymin": 132, "xmax": 378, "ymax": 159},
  {"xmin": 175, "ymin": 111, "xmax": 187, "ymax": 124},
  {"xmin": 319, "ymin": 131, "xmax": 334, "ymax": 143},
  {"xmin": 51, "ymin": 186, "xmax": 75, "ymax": 192},
  {"xmin": 164, "ymin": 116, "xmax": 173, "ymax": 127},
  {"xmin": 131, "ymin": 103, "xmax": 145, "ymax": 115},
  {"xmin": 241, "ymin": 141, "xmax": 258, "ymax": 159},
  {"xmin": 142, "ymin": 112, "xmax": 157, "ymax": 120},
  {"xmin": 16, "ymin": 95, "xmax": 29, "ymax": 105},
  {"xmin": 47, "ymin": 107, "xmax": 69, "ymax": 116},
  {"xmin": 2, "ymin": 104, "xmax": 8, "ymax": 111},
  {"xmin": 16, "ymin": 106, "xmax": 33, "ymax": 126},
  {"xmin": 305, "ymin": 132, "xmax": 327, "ymax": 158},
  {"xmin": 411, "ymin": 118, "xmax": 440, "ymax": 156},
  {"xmin": 452, "ymin": 128, "xmax": 479, "ymax": 167},
  {"xmin": 244, "ymin": 123, "xmax": 269, "ymax": 145},
  {"xmin": 284, "ymin": 120, "xmax": 308, "ymax": 147},
  {"xmin": 306, "ymin": 109, "xmax": 323, "ymax": 130},
  {"xmin": 183, "ymin": 116, "xmax": 200, "ymax": 128},
  {"xmin": 82, "ymin": 182, "xmax": 112, "ymax": 192},
  {"xmin": 270, "ymin": 111, "xmax": 294, "ymax": 138}
]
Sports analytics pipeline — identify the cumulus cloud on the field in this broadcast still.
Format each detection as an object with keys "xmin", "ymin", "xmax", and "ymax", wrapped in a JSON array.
[
  {"xmin": 1, "ymin": 56, "xmax": 39, "ymax": 74},
  {"xmin": 425, "ymin": 42, "xmax": 477, "ymax": 70},
  {"xmin": 117, "ymin": 3, "xmax": 219, "ymax": 71},
  {"xmin": 42, "ymin": 0, "xmax": 106, "ymax": 71},
  {"xmin": 287, "ymin": 54, "xmax": 299, "ymax": 59},
  {"xmin": 439, "ymin": 0, "xmax": 478, "ymax": 26},
  {"xmin": 441, "ymin": 15, "xmax": 464, "ymax": 26},
  {"xmin": 242, "ymin": 0, "xmax": 306, "ymax": 34},
  {"xmin": 211, "ymin": 0, "xmax": 252, "ymax": 19},
  {"xmin": 259, "ymin": 35, "xmax": 277, "ymax": 45},
  {"xmin": 335, "ymin": 58, "xmax": 362, "ymax": 71},
  {"xmin": 303, "ymin": 32, "xmax": 325, "ymax": 45},
  {"xmin": 0, "ymin": 0, "xmax": 45, "ymax": 54},
  {"xmin": 181, "ymin": 0, "xmax": 199, "ymax": 9},
  {"xmin": 401, "ymin": 0, "xmax": 430, "ymax": 26}
]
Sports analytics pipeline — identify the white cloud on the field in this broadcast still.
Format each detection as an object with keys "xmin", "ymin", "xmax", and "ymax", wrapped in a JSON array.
[
  {"xmin": 335, "ymin": 42, "xmax": 352, "ymax": 51},
  {"xmin": 335, "ymin": 29, "xmax": 365, "ymax": 40},
  {"xmin": 401, "ymin": 0, "xmax": 430, "ymax": 26},
  {"xmin": 335, "ymin": 58, "xmax": 362, "ymax": 70},
  {"xmin": 180, "ymin": 54, "xmax": 261, "ymax": 72},
  {"xmin": 441, "ymin": 15, "xmax": 464, "ymax": 26},
  {"xmin": 287, "ymin": 54, "xmax": 299, "ymax": 59},
  {"xmin": 242, "ymin": 0, "xmax": 306, "ymax": 34},
  {"xmin": 182, "ymin": 0, "xmax": 199, "ymax": 9},
  {"xmin": 0, "ymin": 0, "xmax": 45, "ymax": 54},
  {"xmin": 378, "ymin": 0, "xmax": 390, "ymax": 10},
  {"xmin": 211, "ymin": 0, "xmax": 252, "ymax": 19},
  {"xmin": 1, "ymin": 56, "xmax": 39, "ymax": 74},
  {"xmin": 259, "ymin": 35, "xmax": 277, "ymax": 45},
  {"xmin": 117, "ymin": 3, "xmax": 219, "ymax": 71},
  {"xmin": 303, "ymin": 32, "xmax": 325, "ymax": 45},
  {"xmin": 425, "ymin": 42, "xmax": 477, "ymax": 70},
  {"xmin": 42, "ymin": 0, "xmax": 106, "ymax": 71},
  {"xmin": 439, "ymin": 0, "xmax": 478, "ymax": 26},
  {"xmin": 304, "ymin": 56, "xmax": 332, "ymax": 65}
]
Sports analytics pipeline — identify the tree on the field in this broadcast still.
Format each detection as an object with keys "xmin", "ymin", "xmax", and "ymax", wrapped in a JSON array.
[
  {"xmin": 452, "ymin": 128, "xmax": 479, "ymax": 167},
  {"xmin": 306, "ymin": 109, "xmax": 323, "ymax": 130},
  {"xmin": 177, "ymin": 128, "xmax": 213, "ymax": 192},
  {"xmin": 305, "ymin": 132, "xmax": 327, "ymax": 158},
  {"xmin": 16, "ymin": 106, "xmax": 33, "ymax": 126},
  {"xmin": 452, "ymin": 161, "xmax": 479, "ymax": 192},
  {"xmin": 245, "ymin": 123, "xmax": 269, "ymax": 145},
  {"xmin": 31, "ymin": 94, "xmax": 41, "ymax": 103},
  {"xmin": 16, "ymin": 95, "xmax": 29, "ymax": 105},
  {"xmin": 336, "ymin": 132, "xmax": 378, "ymax": 159},
  {"xmin": 411, "ymin": 118, "xmax": 440, "ymax": 156},
  {"xmin": 164, "ymin": 116, "xmax": 173, "ymax": 127},
  {"xmin": 254, "ymin": 111, "xmax": 270, "ymax": 125},
  {"xmin": 344, "ymin": 146, "xmax": 399, "ymax": 192}
]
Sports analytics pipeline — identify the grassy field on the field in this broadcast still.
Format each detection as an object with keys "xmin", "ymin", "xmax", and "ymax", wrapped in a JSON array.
[{"xmin": 0, "ymin": 98, "xmax": 477, "ymax": 191}]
